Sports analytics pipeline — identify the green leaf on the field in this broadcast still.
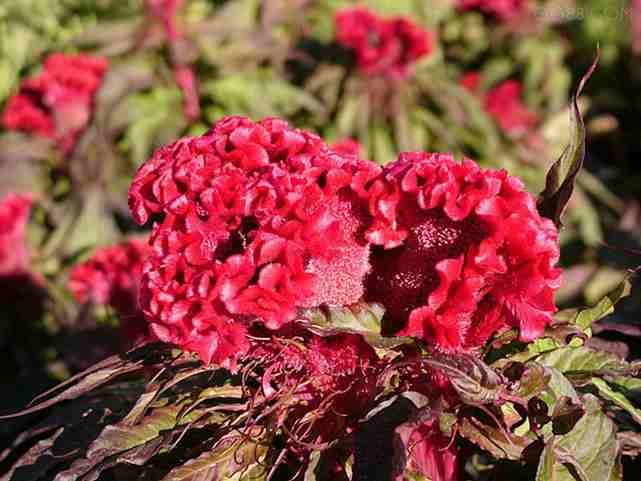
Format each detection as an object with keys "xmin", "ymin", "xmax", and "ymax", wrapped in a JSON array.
[
  {"xmin": 89, "ymin": 404, "xmax": 187, "ymax": 458},
  {"xmin": 162, "ymin": 430, "xmax": 268, "ymax": 481},
  {"xmin": 537, "ymin": 53, "xmax": 598, "ymax": 227},
  {"xmin": 54, "ymin": 402, "xmax": 189, "ymax": 481},
  {"xmin": 458, "ymin": 415, "xmax": 531, "ymax": 460},
  {"xmin": 609, "ymin": 376, "xmax": 641, "ymax": 392},
  {"xmin": 571, "ymin": 277, "xmax": 632, "ymax": 331},
  {"xmin": 122, "ymin": 86, "xmax": 186, "ymax": 166},
  {"xmin": 513, "ymin": 362, "xmax": 551, "ymax": 400},
  {"xmin": 590, "ymin": 377, "xmax": 641, "ymax": 426},
  {"xmin": 536, "ymin": 441, "xmax": 556, "ymax": 481},
  {"xmin": 539, "ymin": 368, "xmax": 580, "ymax": 413},
  {"xmin": 551, "ymin": 396, "xmax": 585, "ymax": 435},
  {"xmin": 535, "ymin": 394, "xmax": 622, "ymax": 481},
  {"xmin": 301, "ymin": 301, "xmax": 398, "ymax": 348},
  {"xmin": 536, "ymin": 346, "xmax": 636, "ymax": 383},
  {"xmin": 422, "ymin": 352, "xmax": 505, "ymax": 405}
]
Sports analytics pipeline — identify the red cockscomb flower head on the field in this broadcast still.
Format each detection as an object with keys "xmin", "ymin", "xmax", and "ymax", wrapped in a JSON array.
[
  {"xmin": 335, "ymin": 8, "xmax": 434, "ymax": 79},
  {"xmin": 0, "ymin": 193, "xmax": 33, "ymax": 276},
  {"xmin": 2, "ymin": 53, "xmax": 108, "ymax": 153},
  {"xmin": 364, "ymin": 152, "xmax": 561, "ymax": 351},
  {"xmin": 458, "ymin": 0, "xmax": 530, "ymax": 20},
  {"xmin": 461, "ymin": 72, "xmax": 538, "ymax": 135},
  {"xmin": 249, "ymin": 329, "xmax": 380, "ymax": 449},
  {"xmin": 396, "ymin": 418, "xmax": 460, "ymax": 481},
  {"xmin": 69, "ymin": 239, "xmax": 150, "ymax": 345},
  {"xmin": 128, "ymin": 116, "xmax": 380, "ymax": 366},
  {"xmin": 331, "ymin": 138, "xmax": 364, "ymax": 158}
]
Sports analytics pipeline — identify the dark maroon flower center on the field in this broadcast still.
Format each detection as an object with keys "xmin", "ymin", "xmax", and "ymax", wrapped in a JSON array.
[{"xmin": 366, "ymin": 204, "xmax": 487, "ymax": 333}]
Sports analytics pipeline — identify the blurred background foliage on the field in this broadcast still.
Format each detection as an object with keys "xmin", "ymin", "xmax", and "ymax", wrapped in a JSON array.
[{"xmin": 1, "ymin": 0, "xmax": 641, "ymax": 450}]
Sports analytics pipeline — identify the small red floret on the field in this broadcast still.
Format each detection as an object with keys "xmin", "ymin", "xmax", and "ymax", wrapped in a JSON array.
[{"xmin": 69, "ymin": 239, "xmax": 150, "ymax": 346}]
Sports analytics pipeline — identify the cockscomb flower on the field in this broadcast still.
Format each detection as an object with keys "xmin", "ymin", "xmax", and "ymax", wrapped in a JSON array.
[
  {"xmin": 69, "ymin": 238, "xmax": 150, "ymax": 345},
  {"xmin": 0, "ymin": 193, "xmax": 34, "ymax": 276},
  {"xmin": 335, "ymin": 8, "xmax": 434, "ymax": 79},
  {"xmin": 461, "ymin": 72, "xmax": 538, "ymax": 135},
  {"xmin": 129, "ymin": 115, "xmax": 560, "ymax": 362},
  {"xmin": 128, "ymin": 116, "xmax": 380, "ymax": 366},
  {"xmin": 331, "ymin": 138, "xmax": 364, "ymax": 158},
  {"xmin": 2, "ymin": 53, "xmax": 108, "ymax": 153},
  {"xmin": 364, "ymin": 152, "xmax": 561, "ymax": 351},
  {"xmin": 458, "ymin": 0, "xmax": 530, "ymax": 21},
  {"xmin": 249, "ymin": 328, "xmax": 380, "ymax": 449}
]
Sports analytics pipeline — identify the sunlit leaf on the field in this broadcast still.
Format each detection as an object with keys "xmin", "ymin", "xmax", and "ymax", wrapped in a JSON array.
[
  {"xmin": 537, "ymin": 53, "xmax": 598, "ymax": 227},
  {"xmin": 535, "ymin": 395, "xmax": 621, "ymax": 481}
]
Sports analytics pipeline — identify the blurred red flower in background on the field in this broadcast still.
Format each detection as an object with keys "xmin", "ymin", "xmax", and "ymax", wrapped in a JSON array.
[
  {"xmin": 0, "ymin": 193, "xmax": 34, "ymax": 276},
  {"xmin": 69, "ymin": 238, "xmax": 150, "ymax": 346},
  {"xmin": 0, "ymin": 192, "xmax": 47, "ymax": 316},
  {"xmin": 335, "ymin": 8, "xmax": 434, "ymax": 79},
  {"xmin": 2, "ymin": 54, "xmax": 108, "ymax": 153},
  {"xmin": 461, "ymin": 72, "xmax": 538, "ymax": 135}
]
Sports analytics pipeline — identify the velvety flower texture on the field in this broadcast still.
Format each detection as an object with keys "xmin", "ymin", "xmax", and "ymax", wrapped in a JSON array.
[
  {"xmin": 331, "ymin": 138, "xmax": 364, "ymax": 158},
  {"xmin": 129, "ymin": 116, "xmax": 379, "ymax": 366},
  {"xmin": 0, "ymin": 193, "xmax": 34, "ymax": 276},
  {"xmin": 69, "ymin": 239, "xmax": 150, "ymax": 345},
  {"xmin": 249, "ymin": 328, "xmax": 380, "ymax": 447},
  {"xmin": 459, "ymin": 0, "xmax": 530, "ymax": 20},
  {"xmin": 461, "ymin": 72, "xmax": 538, "ymax": 135},
  {"xmin": 365, "ymin": 152, "xmax": 561, "ymax": 350},
  {"xmin": 247, "ymin": 326, "xmax": 383, "ymax": 458},
  {"xmin": 2, "ymin": 53, "xmax": 108, "ymax": 153},
  {"xmin": 335, "ymin": 8, "xmax": 433, "ymax": 79}
]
